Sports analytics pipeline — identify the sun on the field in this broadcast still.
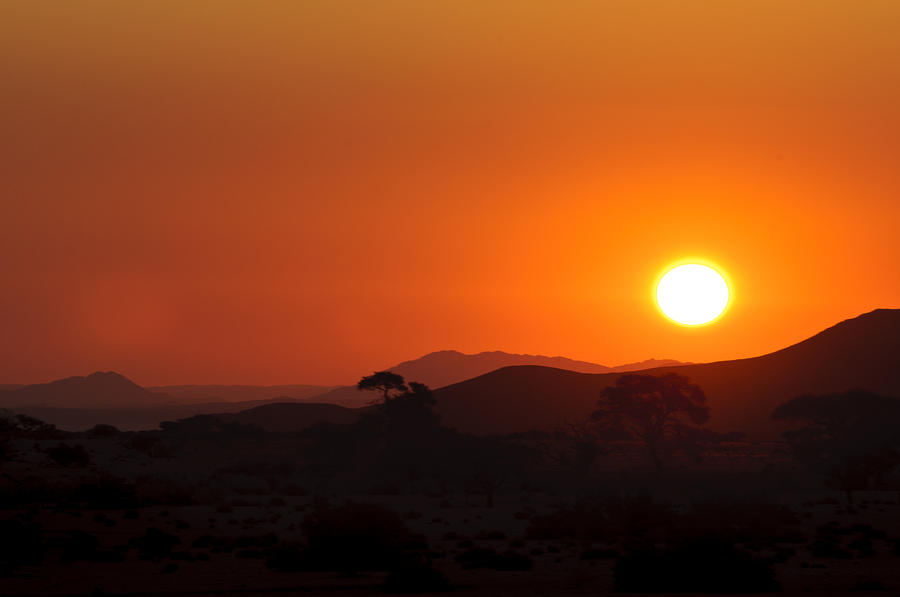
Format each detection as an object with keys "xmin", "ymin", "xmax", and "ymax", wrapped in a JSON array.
[{"xmin": 656, "ymin": 263, "xmax": 730, "ymax": 326}]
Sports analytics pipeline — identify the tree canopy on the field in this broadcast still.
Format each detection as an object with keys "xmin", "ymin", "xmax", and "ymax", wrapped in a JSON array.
[{"xmin": 357, "ymin": 371, "xmax": 408, "ymax": 404}]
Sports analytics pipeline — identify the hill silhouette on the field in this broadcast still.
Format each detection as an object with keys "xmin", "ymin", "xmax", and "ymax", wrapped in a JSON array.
[
  {"xmin": 434, "ymin": 309, "xmax": 900, "ymax": 438},
  {"xmin": 0, "ymin": 375, "xmax": 337, "ymax": 429},
  {"xmin": 301, "ymin": 351, "xmax": 684, "ymax": 408},
  {"xmin": 0, "ymin": 371, "xmax": 165, "ymax": 409},
  {"xmin": 389, "ymin": 350, "xmax": 683, "ymax": 388},
  {"xmin": 4, "ymin": 310, "xmax": 897, "ymax": 437}
]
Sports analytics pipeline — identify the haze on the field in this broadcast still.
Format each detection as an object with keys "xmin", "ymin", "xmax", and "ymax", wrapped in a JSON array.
[{"xmin": 3, "ymin": 1, "xmax": 900, "ymax": 385}]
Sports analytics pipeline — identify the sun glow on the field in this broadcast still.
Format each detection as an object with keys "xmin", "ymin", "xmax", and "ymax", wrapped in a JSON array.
[{"xmin": 656, "ymin": 264, "xmax": 730, "ymax": 326}]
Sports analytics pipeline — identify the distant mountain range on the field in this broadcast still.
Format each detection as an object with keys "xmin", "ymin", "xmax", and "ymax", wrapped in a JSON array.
[
  {"xmin": 434, "ymin": 309, "xmax": 900, "ymax": 438},
  {"xmin": 388, "ymin": 350, "xmax": 685, "ymax": 389},
  {"xmin": 0, "ymin": 351, "xmax": 683, "ymax": 416},
  {"xmin": 283, "ymin": 352, "xmax": 685, "ymax": 409},
  {"xmin": 3, "ymin": 309, "xmax": 898, "ymax": 437}
]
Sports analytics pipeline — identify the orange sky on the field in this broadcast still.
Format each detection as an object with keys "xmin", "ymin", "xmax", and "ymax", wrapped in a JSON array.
[{"xmin": 2, "ymin": 1, "xmax": 899, "ymax": 385}]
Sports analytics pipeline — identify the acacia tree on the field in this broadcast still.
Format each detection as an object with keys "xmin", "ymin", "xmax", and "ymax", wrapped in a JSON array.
[
  {"xmin": 773, "ymin": 390, "xmax": 900, "ymax": 503},
  {"xmin": 590, "ymin": 373, "xmax": 710, "ymax": 472},
  {"xmin": 357, "ymin": 371, "xmax": 408, "ymax": 404}
]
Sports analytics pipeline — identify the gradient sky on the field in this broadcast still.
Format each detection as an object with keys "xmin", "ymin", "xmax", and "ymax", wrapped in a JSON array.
[{"xmin": 2, "ymin": 1, "xmax": 900, "ymax": 385}]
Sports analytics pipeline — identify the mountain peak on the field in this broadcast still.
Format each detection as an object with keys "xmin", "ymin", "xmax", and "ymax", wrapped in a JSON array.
[
  {"xmin": 84, "ymin": 370, "xmax": 142, "ymax": 384},
  {"xmin": 0, "ymin": 370, "xmax": 157, "ymax": 409}
]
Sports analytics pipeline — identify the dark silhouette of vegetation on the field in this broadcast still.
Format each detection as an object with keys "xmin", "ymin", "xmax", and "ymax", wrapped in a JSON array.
[
  {"xmin": 614, "ymin": 537, "xmax": 779, "ymax": 593},
  {"xmin": 131, "ymin": 527, "xmax": 181, "ymax": 561},
  {"xmin": 297, "ymin": 502, "xmax": 420, "ymax": 575},
  {"xmin": 536, "ymin": 424, "xmax": 626, "ymax": 477},
  {"xmin": 591, "ymin": 373, "xmax": 710, "ymax": 471},
  {"xmin": 380, "ymin": 381, "xmax": 440, "ymax": 428},
  {"xmin": 47, "ymin": 443, "xmax": 91, "ymax": 468},
  {"xmin": 0, "ymin": 519, "xmax": 45, "ymax": 575},
  {"xmin": 8, "ymin": 362, "xmax": 900, "ymax": 594},
  {"xmin": 59, "ymin": 529, "xmax": 123, "ymax": 563},
  {"xmin": 357, "ymin": 370, "xmax": 408, "ymax": 404},
  {"xmin": 455, "ymin": 547, "xmax": 533, "ymax": 570},
  {"xmin": 85, "ymin": 423, "xmax": 120, "ymax": 438},
  {"xmin": 773, "ymin": 390, "xmax": 900, "ymax": 503},
  {"xmin": 380, "ymin": 563, "xmax": 453, "ymax": 593}
]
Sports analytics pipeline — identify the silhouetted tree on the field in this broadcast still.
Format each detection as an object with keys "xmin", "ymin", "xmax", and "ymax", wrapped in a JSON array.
[
  {"xmin": 356, "ymin": 380, "xmax": 444, "ymax": 492},
  {"xmin": 357, "ymin": 371, "xmax": 408, "ymax": 404},
  {"xmin": 380, "ymin": 381, "xmax": 440, "ymax": 428},
  {"xmin": 773, "ymin": 390, "xmax": 900, "ymax": 503},
  {"xmin": 590, "ymin": 373, "xmax": 710, "ymax": 472}
]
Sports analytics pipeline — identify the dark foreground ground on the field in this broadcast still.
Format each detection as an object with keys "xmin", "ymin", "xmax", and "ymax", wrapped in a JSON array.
[{"xmin": 3, "ymin": 425, "xmax": 900, "ymax": 596}]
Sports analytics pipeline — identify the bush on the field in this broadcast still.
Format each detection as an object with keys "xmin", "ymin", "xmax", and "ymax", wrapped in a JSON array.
[
  {"xmin": 614, "ymin": 538, "xmax": 779, "ymax": 593},
  {"xmin": 680, "ymin": 501, "xmax": 805, "ymax": 546},
  {"xmin": 265, "ymin": 544, "xmax": 307, "ymax": 572},
  {"xmin": 526, "ymin": 500, "xmax": 607, "ymax": 541},
  {"xmin": 66, "ymin": 476, "xmax": 137, "ymax": 509},
  {"xmin": 131, "ymin": 528, "xmax": 180, "ymax": 561},
  {"xmin": 57, "ymin": 530, "xmax": 123, "ymax": 563},
  {"xmin": 0, "ymin": 519, "xmax": 44, "ymax": 574},
  {"xmin": 301, "ymin": 502, "xmax": 419, "ymax": 574},
  {"xmin": 48, "ymin": 443, "xmax": 91, "ymax": 468},
  {"xmin": 134, "ymin": 476, "xmax": 198, "ymax": 505},
  {"xmin": 86, "ymin": 424, "xmax": 120, "ymax": 438},
  {"xmin": 381, "ymin": 564, "xmax": 453, "ymax": 593},
  {"xmin": 454, "ymin": 547, "xmax": 533, "ymax": 571}
]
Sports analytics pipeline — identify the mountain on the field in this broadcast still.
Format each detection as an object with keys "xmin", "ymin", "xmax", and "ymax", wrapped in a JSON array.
[
  {"xmin": 0, "ymin": 371, "xmax": 165, "ymax": 409},
  {"xmin": 0, "ymin": 373, "xmax": 339, "ymax": 430},
  {"xmin": 147, "ymin": 384, "xmax": 335, "ymax": 403},
  {"xmin": 388, "ymin": 350, "xmax": 684, "ymax": 389},
  {"xmin": 434, "ymin": 309, "xmax": 900, "ymax": 438},
  {"xmin": 302, "ymin": 351, "xmax": 685, "ymax": 408}
]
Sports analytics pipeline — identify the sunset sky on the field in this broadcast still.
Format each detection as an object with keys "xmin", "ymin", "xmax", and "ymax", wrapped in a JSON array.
[{"xmin": 2, "ymin": 1, "xmax": 899, "ymax": 385}]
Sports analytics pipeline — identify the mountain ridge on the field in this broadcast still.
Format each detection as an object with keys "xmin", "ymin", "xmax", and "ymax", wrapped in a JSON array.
[{"xmin": 434, "ymin": 308, "xmax": 900, "ymax": 438}]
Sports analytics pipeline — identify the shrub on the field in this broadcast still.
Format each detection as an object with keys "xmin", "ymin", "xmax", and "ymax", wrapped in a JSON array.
[
  {"xmin": 614, "ymin": 538, "xmax": 779, "ymax": 593},
  {"xmin": 60, "ymin": 530, "xmax": 100, "ymax": 563},
  {"xmin": 0, "ymin": 519, "xmax": 44, "ymax": 574},
  {"xmin": 266, "ymin": 544, "xmax": 307, "ymax": 572},
  {"xmin": 48, "ymin": 443, "xmax": 91, "ymax": 468},
  {"xmin": 86, "ymin": 424, "xmax": 120, "ymax": 438},
  {"xmin": 131, "ymin": 527, "xmax": 180, "ymax": 561},
  {"xmin": 301, "ymin": 502, "xmax": 418, "ymax": 574},
  {"xmin": 381, "ymin": 564, "xmax": 453, "ymax": 593},
  {"xmin": 454, "ymin": 547, "xmax": 533, "ymax": 571},
  {"xmin": 66, "ymin": 476, "xmax": 137, "ymax": 509}
]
